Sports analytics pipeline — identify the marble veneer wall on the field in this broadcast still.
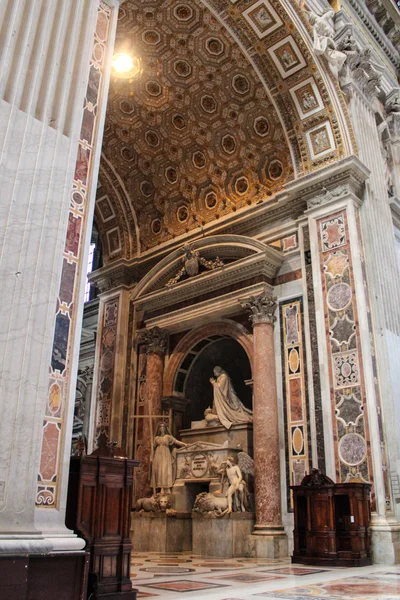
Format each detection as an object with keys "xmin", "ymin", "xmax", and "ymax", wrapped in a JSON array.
[
  {"xmin": 280, "ymin": 298, "xmax": 310, "ymax": 510},
  {"xmin": 0, "ymin": 0, "xmax": 119, "ymax": 553},
  {"xmin": 303, "ymin": 161, "xmax": 392, "ymax": 525}
]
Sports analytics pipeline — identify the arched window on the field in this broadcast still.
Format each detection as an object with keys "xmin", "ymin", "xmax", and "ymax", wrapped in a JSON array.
[{"xmin": 84, "ymin": 222, "xmax": 103, "ymax": 303}]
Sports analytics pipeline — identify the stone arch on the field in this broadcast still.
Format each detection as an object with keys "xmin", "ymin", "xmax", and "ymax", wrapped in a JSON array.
[
  {"xmin": 164, "ymin": 319, "xmax": 253, "ymax": 397},
  {"xmin": 95, "ymin": 155, "xmax": 141, "ymax": 263}
]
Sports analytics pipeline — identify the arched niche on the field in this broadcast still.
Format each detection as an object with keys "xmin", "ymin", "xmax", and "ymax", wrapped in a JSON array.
[
  {"xmin": 163, "ymin": 319, "xmax": 253, "ymax": 399},
  {"xmin": 182, "ymin": 336, "xmax": 252, "ymax": 429}
]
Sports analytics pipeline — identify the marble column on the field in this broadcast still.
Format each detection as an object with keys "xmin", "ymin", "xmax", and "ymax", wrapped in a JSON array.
[
  {"xmin": 241, "ymin": 291, "xmax": 288, "ymax": 558},
  {"xmin": 137, "ymin": 326, "xmax": 168, "ymax": 498}
]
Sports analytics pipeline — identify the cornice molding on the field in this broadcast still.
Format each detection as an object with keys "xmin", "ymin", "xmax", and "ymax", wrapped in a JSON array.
[
  {"xmin": 284, "ymin": 155, "xmax": 369, "ymax": 208},
  {"xmin": 340, "ymin": 1, "xmax": 400, "ymax": 75},
  {"xmin": 143, "ymin": 282, "xmax": 272, "ymax": 332}
]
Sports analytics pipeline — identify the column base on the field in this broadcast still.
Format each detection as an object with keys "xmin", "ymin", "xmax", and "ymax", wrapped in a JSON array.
[
  {"xmin": 0, "ymin": 532, "xmax": 85, "ymax": 554},
  {"xmin": 370, "ymin": 517, "xmax": 400, "ymax": 564},
  {"xmin": 247, "ymin": 530, "xmax": 288, "ymax": 559}
]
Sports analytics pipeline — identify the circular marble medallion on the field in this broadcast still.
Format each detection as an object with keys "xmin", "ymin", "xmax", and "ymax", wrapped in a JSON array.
[
  {"xmin": 327, "ymin": 283, "xmax": 352, "ymax": 311},
  {"xmin": 339, "ymin": 433, "xmax": 367, "ymax": 466}
]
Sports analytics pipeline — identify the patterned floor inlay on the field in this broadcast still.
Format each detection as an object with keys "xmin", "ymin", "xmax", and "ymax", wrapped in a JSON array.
[
  {"xmin": 253, "ymin": 574, "xmax": 400, "ymax": 598},
  {"xmin": 140, "ymin": 580, "xmax": 229, "ymax": 592},
  {"xmin": 139, "ymin": 567, "xmax": 196, "ymax": 575},
  {"xmin": 131, "ymin": 552, "xmax": 400, "ymax": 599},
  {"xmin": 210, "ymin": 573, "xmax": 285, "ymax": 583},
  {"xmin": 193, "ymin": 562, "xmax": 247, "ymax": 568},
  {"xmin": 258, "ymin": 567, "xmax": 327, "ymax": 576}
]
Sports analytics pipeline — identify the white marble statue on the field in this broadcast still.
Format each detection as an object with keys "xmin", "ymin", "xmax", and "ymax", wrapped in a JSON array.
[
  {"xmin": 151, "ymin": 422, "xmax": 187, "ymax": 494},
  {"xmin": 136, "ymin": 493, "xmax": 171, "ymax": 512},
  {"xmin": 209, "ymin": 366, "xmax": 253, "ymax": 430},
  {"xmin": 308, "ymin": 9, "xmax": 346, "ymax": 78},
  {"xmin": 193, "ymin": 452, "xmax": 254, "ymax": 516}
]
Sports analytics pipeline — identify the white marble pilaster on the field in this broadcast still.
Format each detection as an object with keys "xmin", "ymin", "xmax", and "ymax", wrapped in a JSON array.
[{"xmin": 0, "ymin": 0, "xmax": 120, "ymax": 554}]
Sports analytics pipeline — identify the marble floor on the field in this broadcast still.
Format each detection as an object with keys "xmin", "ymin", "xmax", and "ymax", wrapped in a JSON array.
[{"xmin": 130, "ymin": 553, "xmax": 400, "ymax": 599}]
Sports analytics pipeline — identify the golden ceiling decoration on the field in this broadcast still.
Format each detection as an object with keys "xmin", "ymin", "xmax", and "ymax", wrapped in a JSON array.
[{"xmin": 97, "ymin": 0, "xmax": 349, "ymax": 262}]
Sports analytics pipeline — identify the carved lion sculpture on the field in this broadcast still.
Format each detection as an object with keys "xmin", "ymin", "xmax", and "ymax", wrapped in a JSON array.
[
  {"xmin": 136, "ymin": 493, "xmax": 171, "ymax": 513},
  {"xmin": 192, "ymin": 492, "xmax": 229, "ymax": 517}
]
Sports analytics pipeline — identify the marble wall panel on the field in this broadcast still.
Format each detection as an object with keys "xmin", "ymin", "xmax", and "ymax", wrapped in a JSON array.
[
  {"xmin": 94, "ymin": 297, "xmax": 120, "ymax": 444},
  {"xmin": 316, "ymin": 210, "xmax": 374, "ymax": 497},
  {"xmin": 280, "ymin": 298, "xmax": 310, "ymax": 509},
  {"xmin": 36, "ymin": 2, "xmax": 111, "ymax": 508},
  {"xmin": 303, "ymin": 226, "xmax": 325, "ymax": 474}
]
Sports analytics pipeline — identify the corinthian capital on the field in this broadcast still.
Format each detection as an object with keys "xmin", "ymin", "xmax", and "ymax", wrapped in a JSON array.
[
  {"xmin": 240, "ymin": 292, "xmax": 277, "ymax": 326},
  {"xmin": 139, "ymin": 326, "xmax": 168, "ymax": 354}
]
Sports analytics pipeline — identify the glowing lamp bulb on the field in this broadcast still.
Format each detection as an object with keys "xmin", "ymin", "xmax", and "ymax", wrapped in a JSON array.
[{"xmin": 112, "ymin": 53, "xmax": 134, "ymax": 73}]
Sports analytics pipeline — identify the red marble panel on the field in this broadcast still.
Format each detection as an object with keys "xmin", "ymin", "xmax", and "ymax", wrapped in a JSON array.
[
  {"xmin": 80, "ymin": 106, "xmax": 95, "ymax": 145},
  {"xmin": 96, "ymin": 10, "xmax": 109, "ymax": 42},
  {"xmin": 39, "ymin": 422, "xmax": 60, "ymax": 482},
  {"xmin": 289, "ymin": 377, "xmax": 303, "ymax": 422},
  {"xmin": 64, "ymin": 212, "xmax": 82, "ymax": 256},
  {"xmin": 74, "ymin": 143, "xmax": 91, "ymax": 185}
]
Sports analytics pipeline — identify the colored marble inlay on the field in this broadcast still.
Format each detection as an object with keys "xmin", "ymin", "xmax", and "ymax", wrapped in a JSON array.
[
  {"xmin": 210, "ymin": 574, "xmax": 284, "ymax": 583},
  {"xmin": 36, "ymin": 1, "xmax": 111, "ymax": 507},
  {"xmin": 255, "ymin": 574, "xmax": 400, "ymax": 598},
  {"xmin": 142, "ymin": 580, "xmax": 228, "ymax": 592},
  {"xmin": 261, "ymin": 567, "xmax": 326, "ymax": 575},
  {"xmin": 94, "ymin": 296, "xmax": 120, "ymax": 444},
  {"xmin": 280, "ymin": 298, "xmax": 310, "ymax": 509},
  {"xmin": 317, "ymin": 210, "xmax": 373, "ymax": 489}
]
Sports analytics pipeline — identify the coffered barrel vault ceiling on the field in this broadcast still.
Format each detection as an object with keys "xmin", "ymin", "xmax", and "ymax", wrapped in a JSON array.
[{"xmin": 95, "ymin": 0, "xmax": 351, "ymax": 262}]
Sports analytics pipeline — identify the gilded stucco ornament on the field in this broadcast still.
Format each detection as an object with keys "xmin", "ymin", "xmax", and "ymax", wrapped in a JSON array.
[
  {"xmin": 166, "ymin": 243, "xmax": 224, "ymax": 288},
  {"xmin": 240, "ymin": 292, "xmax": 277, "ymax": 326}
]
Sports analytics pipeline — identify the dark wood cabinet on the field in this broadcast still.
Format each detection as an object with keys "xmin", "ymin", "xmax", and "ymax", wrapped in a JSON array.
[
  {"xmin": 291, "ymin": 470, "xmax": 372, "ymax": 566},
  {"xmin": 67, "ymin": 442, "xmax": 140, "ymax": 599}
]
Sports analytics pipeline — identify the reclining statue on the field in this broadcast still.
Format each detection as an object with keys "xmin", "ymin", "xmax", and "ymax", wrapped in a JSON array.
[{"xmin": 135, "ymin": 493, "xmax": 171, "ymax": 513}]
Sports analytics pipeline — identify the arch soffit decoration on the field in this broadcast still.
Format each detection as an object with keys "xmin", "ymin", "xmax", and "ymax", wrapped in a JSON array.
[
  {"xmin": 95, "ymin": 155, "xmax": 141, "ymax": 262},
  {"xmin": 131, "ymin": 233, "xmax": 278, "ymax": 299},
  {"xmin": 99, "ymin": 0, "xmax": 355, "ymax": 260},
  {"xmin": 164, "ymin": 319, "xmax": 254, "ymax": 397}
]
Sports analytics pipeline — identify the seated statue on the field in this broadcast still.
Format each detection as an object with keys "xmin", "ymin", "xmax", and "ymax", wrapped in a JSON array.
[{"xmin": 209, "ymin": 366, "xmax": 253, "ymax": 430}]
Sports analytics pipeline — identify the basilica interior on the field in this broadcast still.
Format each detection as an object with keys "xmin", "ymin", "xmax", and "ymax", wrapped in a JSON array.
[{"xmin": 1, "ymin": 0, "xmax": 400, "ymax": 599}]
